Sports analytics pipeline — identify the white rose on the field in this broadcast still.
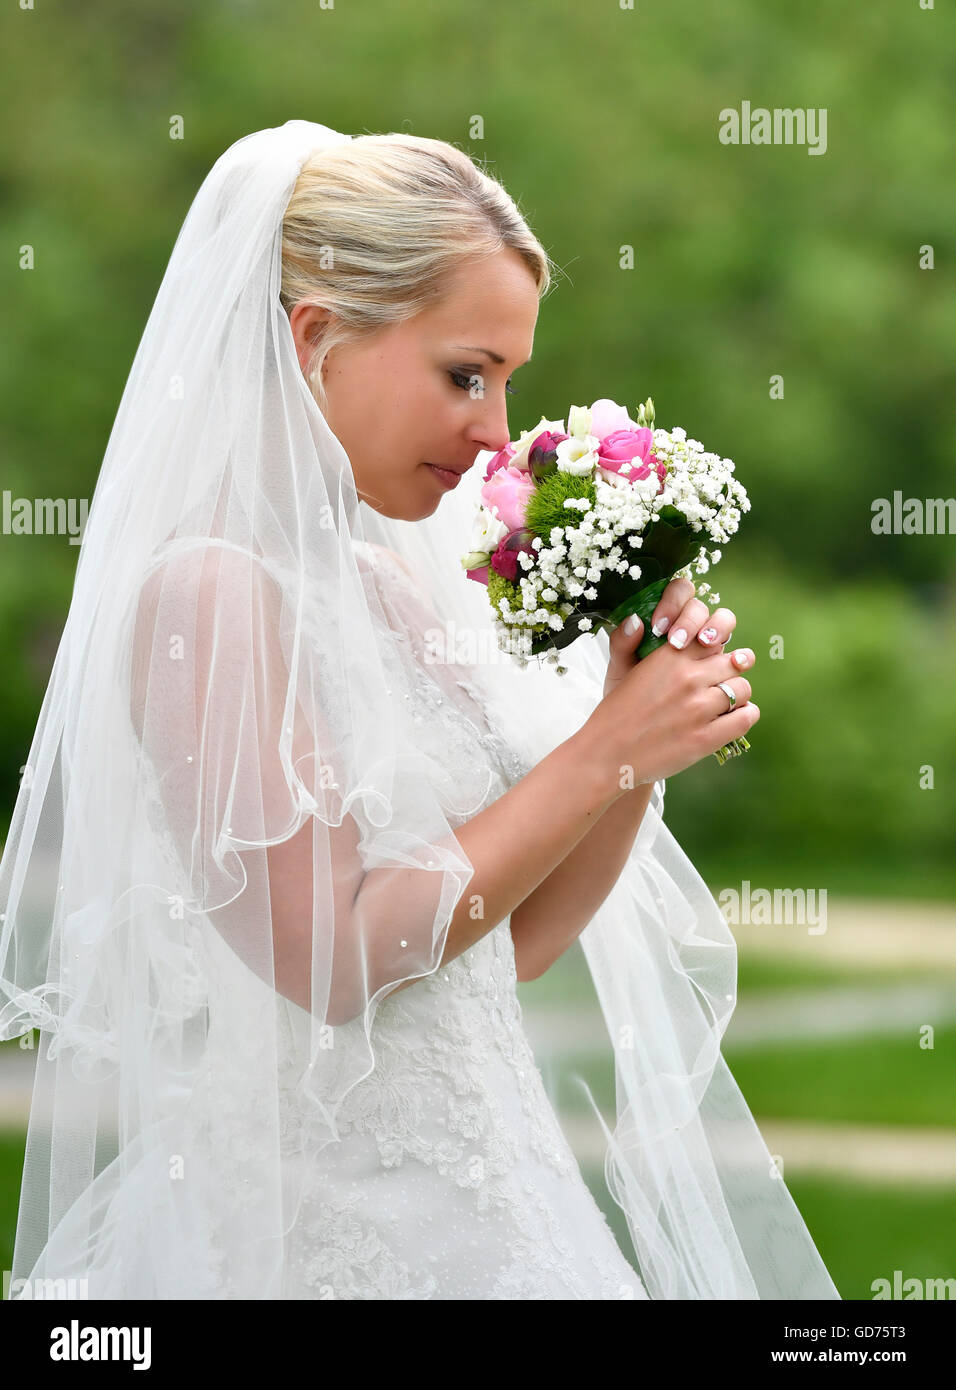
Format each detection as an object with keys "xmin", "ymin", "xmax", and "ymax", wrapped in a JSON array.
[
  {"xmin": 507, "ymin": 416, "xmax": 567, "ymax": 472},
  {"xmin": 461, "ymin": 504, "xmax": 509, "ymax": 568},
  {"xmin": 555, "ymin": 434, "xmax": 599, "ymax": 476}
]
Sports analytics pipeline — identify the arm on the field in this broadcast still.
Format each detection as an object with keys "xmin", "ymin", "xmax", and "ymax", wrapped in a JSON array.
[
  {"xmin": 508, "ymin": 780, "xmax": 655, "ymax": 981},
  {"xmin": 134, "ymin": 544, "xmax": 637, "ymax": 1025},
  {"xmin": 248, "ymin": 694, "xmax": 630, "ymax": 1022},
  {"xmin": 378, "ymin": 595, "xmax": 760, "ymax": 999},
  {"xmin": 338, "ymin": 716, "xmax": 627, "ymax": 1008}
]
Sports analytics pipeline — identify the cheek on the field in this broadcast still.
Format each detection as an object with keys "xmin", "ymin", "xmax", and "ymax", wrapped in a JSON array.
[
  {"xmin": 375, "ymin": 369, "xmax": 427, "ymax": 435},
  {"xmin": 339, "ymin": 362, "xmax": 454, "ymax": 488},
  {"xmin": 396, "ymin": 380, "xmax": 451, "ymax": 458}
]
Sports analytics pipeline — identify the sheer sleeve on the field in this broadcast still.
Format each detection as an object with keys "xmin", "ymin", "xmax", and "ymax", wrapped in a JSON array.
[{"xmin": 130, "ymin": 538, "xmax": 471, "ymax": 1037}]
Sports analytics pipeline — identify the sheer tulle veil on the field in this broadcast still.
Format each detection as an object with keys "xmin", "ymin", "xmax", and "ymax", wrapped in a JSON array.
[{"xmin": 0, "ymin": 119, "xmax": 839, "ymax": 1300}]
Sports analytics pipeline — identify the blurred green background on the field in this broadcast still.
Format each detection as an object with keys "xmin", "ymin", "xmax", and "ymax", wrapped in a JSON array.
[{"xmin": 1, "ymin": 0, "xmax": 954, "ymax": 1300}]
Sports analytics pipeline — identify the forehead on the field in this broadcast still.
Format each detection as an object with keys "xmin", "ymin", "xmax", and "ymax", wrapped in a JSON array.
[{"xmin": 421, "ymin": 249, "xmax": 539, "ymax": 342}]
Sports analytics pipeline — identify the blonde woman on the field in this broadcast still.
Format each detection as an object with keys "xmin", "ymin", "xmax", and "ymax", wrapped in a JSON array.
[{"xmin": 1, "ymin": 121, "xmax": 837, "ymax": 1300}]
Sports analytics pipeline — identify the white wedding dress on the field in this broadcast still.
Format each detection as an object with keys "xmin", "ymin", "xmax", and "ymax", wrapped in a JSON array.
[
  {"xmin": 169, "ymin": 544, "xmax": 649, "ymax": 1300},
  {"xmin": 17, "ymin": 539, "xmax": 836, "ymax": 1301}
]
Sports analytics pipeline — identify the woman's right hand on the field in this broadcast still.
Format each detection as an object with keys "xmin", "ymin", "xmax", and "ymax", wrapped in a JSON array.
[{"xmin": 582, "ymin": 640, "xmax": 761, "ymax": 791}]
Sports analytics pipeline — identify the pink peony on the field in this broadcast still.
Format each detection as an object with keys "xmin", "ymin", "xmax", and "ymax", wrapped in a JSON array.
[{"xmin": 480, "ymin": 465, "xmax": 536, "ymax": 533}]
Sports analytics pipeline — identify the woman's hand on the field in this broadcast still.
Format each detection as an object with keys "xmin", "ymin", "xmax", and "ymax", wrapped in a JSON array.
[
  {"xmin": 588, "ymin": 637, "xmax": 761, "ymax": 790},
  {"xmin": 603, "ymin": 575, "xmax": 753, "ymax": 698}
]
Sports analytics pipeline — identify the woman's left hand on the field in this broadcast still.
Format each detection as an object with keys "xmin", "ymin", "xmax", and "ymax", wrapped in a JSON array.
[{"xmin": 602, "ymin": 576, "xmax": 751, "ymax": 699}]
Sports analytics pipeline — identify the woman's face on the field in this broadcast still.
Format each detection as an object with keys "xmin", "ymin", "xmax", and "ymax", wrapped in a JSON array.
[{"xmin": 288, "ymin": 247, "xmax": 539, "ymax": 521}]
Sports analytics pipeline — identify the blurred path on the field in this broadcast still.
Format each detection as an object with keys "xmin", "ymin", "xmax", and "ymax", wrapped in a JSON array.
[
  {"xmin": 521, "ymin": 980, "xmax": 956, "ymax": 1053},
  {"xmin": 0, "ymin": 1049, "xmax": 34, "ymax": 1129},
  {"xmin": 533, "ymin": 895, "xmax": 956, "ymax": 1185},
  {"xmin": 561, "ymin": 1113, "xmax": 956, "ymax": 1186},
  {"xmin": 723, "ymin": 895, "xmax": 956, "ymax": 973},
  {"xmin": 2, "ymin": 898, "xmax": 955, "ymax": 1189}
]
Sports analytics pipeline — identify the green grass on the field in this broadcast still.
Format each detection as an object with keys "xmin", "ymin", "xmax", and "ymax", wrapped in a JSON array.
[
  {"xmin": 520, "ymin": 954, "xmax": 938, "ymax": 1009},
  {"xmin": 733, "ymin": 956, "xmax": 949, "ymax": 993},
  {"xmin": 581, "ymin": 1165, "xmax": 956, "ymax": 1300},
  {"xmin": 723, "ymin": 1028, "xmax": 956, "ymax": 1130},
  {"xmin": 0, "ymin": 1129, "xmax": 26, "ymax": 1278},
  {"xmin": 552, "ymin": 1026, "xmax": 956, "ymax": 1129},
  {"xmin": 781, "ymin": 1177, "xmax": 956, "ymax": 1300},
  {"xmin": 700, "ymin": 862, "xmax": 956, "ymax": 903}
]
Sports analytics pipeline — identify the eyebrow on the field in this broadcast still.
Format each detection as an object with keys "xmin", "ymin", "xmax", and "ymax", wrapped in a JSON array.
[{"xmin": 452, "ymin": 345, "xmax": 533, "ymax": 366}]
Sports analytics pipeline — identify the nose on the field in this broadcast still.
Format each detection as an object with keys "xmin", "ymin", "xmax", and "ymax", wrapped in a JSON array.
[{"xmin": 465, "ymin": 389, "xmax": 512, "ymax": 456}]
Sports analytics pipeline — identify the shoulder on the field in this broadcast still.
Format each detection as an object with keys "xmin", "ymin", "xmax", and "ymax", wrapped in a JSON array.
[
  {"xmin": 131, "ymin": 543, "xmax": 282, "ymax": 698},
  {"xmin": 136, "ymin": 542, "xmax": 280, "ymax": 625}
]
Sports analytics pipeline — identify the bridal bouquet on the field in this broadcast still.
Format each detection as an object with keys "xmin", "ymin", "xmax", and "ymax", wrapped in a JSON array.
[{"xmin": 462, "ymin": 396, "xmax": 752, "ymax": 763}]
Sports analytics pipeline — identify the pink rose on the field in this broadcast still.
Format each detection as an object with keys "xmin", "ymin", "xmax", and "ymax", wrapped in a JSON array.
[
  {"xmin": 480, "ymin": 465, "xmax": 536, "ymax": 533},
  {"xmin": 588, "ymin": 398, "xmax": 640, "ymax": 441},
  {"xmin": 482, "ymin": 443, "xmax": 517, "ymax": 483},
  {"xmin": 596, "ymin": 428, "xmax": 667, "ymax": 491}
]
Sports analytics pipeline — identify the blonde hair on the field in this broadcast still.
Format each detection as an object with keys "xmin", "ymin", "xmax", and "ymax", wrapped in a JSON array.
[{"xmin": 279, "ymin": 132, "xmax": 555, "ymax": 412}]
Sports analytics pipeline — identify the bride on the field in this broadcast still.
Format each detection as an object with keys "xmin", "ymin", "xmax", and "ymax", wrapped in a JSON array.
[{"xmin": 0, "ymin": 120, "xmax": 839, "ymax": 1300}]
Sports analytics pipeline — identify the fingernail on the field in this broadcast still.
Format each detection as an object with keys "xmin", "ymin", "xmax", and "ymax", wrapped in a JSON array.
[
  {"xmin": 732, "ymin": 649, "xmax": 754, "ymax": 667},
  {"xmin": 651, "ymin": 616, "xmax": 670, "ymax": 637},
  {"xmin": 669, "ymin": 628, "xmax": 688, "ymax": 649},
  {"xmin": 624, "ymin": 614, "xmax": 641, "ymax": 635},
  {"xmin": 699, "ymin": 627, "xmax": 718, "ymax": 645}
]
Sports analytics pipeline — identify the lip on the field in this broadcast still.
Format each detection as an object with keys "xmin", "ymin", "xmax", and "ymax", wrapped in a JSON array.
[{"xmin": 424, "ymin": 463, "xmax": 466, "ymax": 490}]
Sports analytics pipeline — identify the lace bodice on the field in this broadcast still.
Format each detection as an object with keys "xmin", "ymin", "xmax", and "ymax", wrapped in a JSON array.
[
  {"xmin": 362, "ymin": 541, "xmax": 537, "ymax": 803},
  {"xmin": 181, "ymin": 544, "xmax": 647, "ymax": 1300}
]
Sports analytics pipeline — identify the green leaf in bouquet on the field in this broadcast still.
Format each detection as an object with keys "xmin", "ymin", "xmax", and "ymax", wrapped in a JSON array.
[
  {"xmin": 529, "ymin": 609, "xmax": 610, "ymax": 655},
  {"xmin": 598, "ymin": 576, "xmax": 672, "ymax": 657},
  {"xmin": 638, "ymin": 507, "xmax": 700, "ymax": 575}
]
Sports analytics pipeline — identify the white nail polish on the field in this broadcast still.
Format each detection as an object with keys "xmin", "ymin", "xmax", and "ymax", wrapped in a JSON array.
[
  {"xmin": 624, "ymin": 614, "xmax": 640, "ymax": 635},
  {"xmin": 652, "ymin": 617, "xmax": 669, "ymax": 637},
  {"xmin": 670, "ymin": 628, "xmax": 688, "ymax": 649}
]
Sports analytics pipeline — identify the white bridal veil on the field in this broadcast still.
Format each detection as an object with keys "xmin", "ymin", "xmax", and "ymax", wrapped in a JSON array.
[{"xmin": 0, "ymin": 119, "xmax": 839, "ymax": 1300}]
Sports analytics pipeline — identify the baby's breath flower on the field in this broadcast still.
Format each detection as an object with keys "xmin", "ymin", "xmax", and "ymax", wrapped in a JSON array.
[{"xmin": 468, "ymin": 412, "xmax": 746, "ymax": 668}]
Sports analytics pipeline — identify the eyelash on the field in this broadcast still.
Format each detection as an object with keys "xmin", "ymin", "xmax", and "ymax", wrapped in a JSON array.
[{"xmin": 448, "ymin": 370, "xmax": 518, "ymax": 396}]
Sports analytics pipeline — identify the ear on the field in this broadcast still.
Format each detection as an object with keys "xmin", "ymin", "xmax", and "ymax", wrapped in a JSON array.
[{"xmin": 289, "ymin": 302, "xmax": 332, "ymax": 375}]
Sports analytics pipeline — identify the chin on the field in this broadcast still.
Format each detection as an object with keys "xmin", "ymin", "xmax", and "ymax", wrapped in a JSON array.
[
  {"xmin": 363, "ymin": 495, "xmax": 437, "ymax": 523},
  {"xmin": 406, "ymin": 499, "xmax": 442, "ymax": 522},
  {"xmin": 358, "ymin": 467, "xmax": 450, "ymax": 522}
]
